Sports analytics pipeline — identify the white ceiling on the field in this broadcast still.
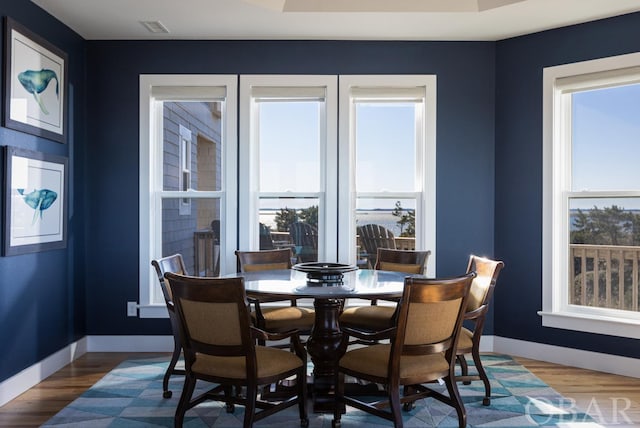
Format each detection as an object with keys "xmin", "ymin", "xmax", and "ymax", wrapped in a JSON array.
[{"xmin": 31, "ymin": 0, "xmax": 640, "ymax": 41}]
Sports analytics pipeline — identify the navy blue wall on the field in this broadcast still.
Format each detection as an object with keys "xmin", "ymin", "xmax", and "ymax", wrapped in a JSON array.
[
  {"xmin": 0, "ymin": 1, "xmax": 86, "ymax": 382},
  {"xmin": 8, "ymin": 1, "xmax": 638, "ymax": 387},
  {"xmin": 494, "ymin": 12, "xmax": 640, "ymax": 357},
  {"xmin": 84, "ymin": 40, "xmax": 497, "ymax": 334}
]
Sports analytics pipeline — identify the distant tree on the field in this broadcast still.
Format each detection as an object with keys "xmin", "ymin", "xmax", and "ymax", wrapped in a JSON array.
[
  {"xmin": 299, "ymin": 205, "xmax": 318, "ymax": 229},
  {"xmin": 630, "ymin": 212, "xmax": 640, "ymax": 246},
  {"xmin": 571, "ymin": 208, "xmax": 596, "ymax": 244},
  {"xmin": 571, "ymin": 205, "xmax": 633, "ymax": 245},
  {"xmin": 392, "ymin": 201, "xmax": 415, "ymax": 237},
  {"xmin": 274, "ymin": 207, "xmax": 298, "ymax": 232}
]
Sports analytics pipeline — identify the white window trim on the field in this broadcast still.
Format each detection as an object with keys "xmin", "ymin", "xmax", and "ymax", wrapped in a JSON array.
[
  {"xmin": 139, "ymin": 74, "xmax": 238, "ymax": 318},
  {"xmin": 238, "ymin": 75, "xmax": 338, "ymax": 259},
  {"xmin": 337, "ymin": 75, "xmax": 437, "ymax": 275},
  {"xmin": 541, "ymin": 52, "xmax": 640, "ymax": 339}
]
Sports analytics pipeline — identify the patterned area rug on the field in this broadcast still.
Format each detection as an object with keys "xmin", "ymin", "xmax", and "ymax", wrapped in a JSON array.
[{"xmin": 43, "ymin": 354, "xmax": 598, "ymax": 427}]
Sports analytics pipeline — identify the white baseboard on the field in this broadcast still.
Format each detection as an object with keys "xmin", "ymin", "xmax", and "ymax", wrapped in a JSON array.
[
  {"xmin": 493, "ymin": 336, "xmax": 640, "ymax": 379},
  {"xmin": 0, "ymin": 338, "xmax": 87, "ymax": 407},
  {"xmin": 478, "ymin": 334, "xmax": 494, "ymax": 352},
  {"xmin": 86, "ymin": 335, "xmax": 174, "ymax": 352}
]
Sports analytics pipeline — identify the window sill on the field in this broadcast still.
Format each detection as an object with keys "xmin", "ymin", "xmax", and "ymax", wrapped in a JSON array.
[{"xmin": 538, "ymin": 310, "xmax": 640, "ymax": 339}]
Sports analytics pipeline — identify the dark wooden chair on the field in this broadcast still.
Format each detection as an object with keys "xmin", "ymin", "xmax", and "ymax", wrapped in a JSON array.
[
  {"xmin": 456, "ymin": 254, "xmax": 505, "ymax": 406},
  {"xmin": 150, "ymin": 254, "xmax": 188, "ymax": 398},
  {"xmin": 339, "ymin": 248, "xmax": 431, "ymax": 335},
  {"xmin": 357, "ymin": 224, "xmax": 397, "ymax": 268},
  {"xmin": 289, "ymin": 222, "xmax": 318, "ymax": 262},
  {"xmin": 235, "ymin": 249, "xmax": 315, "ymax": 344},
  {"xmin": 332, "ymin": 272, "xmax": 475, "ymax": 428},
  {"xmin": 164, "ymin": 272, "xmax": 309, "ymax": 428}
]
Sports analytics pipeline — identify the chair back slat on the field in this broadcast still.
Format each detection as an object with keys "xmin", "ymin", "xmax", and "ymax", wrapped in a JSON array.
[
  {"xmin": 375, "ymin": 248, "xmax": 431, "ymax": 275},
  {"xmin": 151, "ymin": 254, "xmax": 187, "ymax": 303},
  {"xmin": 235, "ymin": 248, "xmax": 293, "ymax": 272},
  {"xmin": 465, "ymin": 255, "xmax": 505, "ymax": 312}
]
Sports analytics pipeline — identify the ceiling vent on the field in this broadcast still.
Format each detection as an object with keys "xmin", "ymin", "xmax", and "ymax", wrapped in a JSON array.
[{"xmin": 140, "ymin": 20, "xmax": 170, "ymax": 34}]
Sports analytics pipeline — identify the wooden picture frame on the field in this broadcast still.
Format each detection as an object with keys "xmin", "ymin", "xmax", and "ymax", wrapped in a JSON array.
[
  {"xmin": 3, "ymin": 146, "xmax": 68, "ymax": 256},
  {"xmin": 3, "ymin": 17, "xmax": 68, "ymax": 143}
]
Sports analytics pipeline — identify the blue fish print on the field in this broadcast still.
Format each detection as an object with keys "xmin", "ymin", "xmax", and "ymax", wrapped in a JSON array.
[
  {"xmin": 18, "ymin": 188, "xmax": 58, "ymax": 224},
  {"xmin": 17, "ymin": 69, "xmax": 59, "ymax": 115}
]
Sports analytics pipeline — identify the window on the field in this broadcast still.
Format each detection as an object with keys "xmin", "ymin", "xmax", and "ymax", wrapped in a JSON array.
[
  {"xmin": 140, "ymin": 74, "xmax": 436, "ymax": 316},
  {"xmin": 239, "ymin": 76, "xmax": 337, "ymax": 261},
  {"xmin": 139, "ymin": 75, "xmax": 237, "ymax": 317},
  {"xmin": 339, "ymin": 76, "xmax": 436, "ymax": 273},
  {"xmin": 178, "ymin": 125, "xmax": 192, "ymax": 215},
  {"xmin": 239, "ymin": 75, "xmax": 435, "ymax": 268},
  {"xmin": 542, "ymin": 52, "xmax": 640, "ymax": 339}
]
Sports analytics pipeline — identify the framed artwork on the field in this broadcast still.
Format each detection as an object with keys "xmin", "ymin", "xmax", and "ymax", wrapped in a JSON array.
[
  {"xmin": 3, "ymin": 17, "xmax": 68, "ymax": 143},
  {"xmin": 3, "ymin": 146, "xmax": 68, "ymax": 256}
]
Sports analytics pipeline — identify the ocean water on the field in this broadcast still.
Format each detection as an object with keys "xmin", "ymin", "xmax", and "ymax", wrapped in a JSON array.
[{"xmin": 260, "ymin": 210, "xmax": 405, "ymax": 236}]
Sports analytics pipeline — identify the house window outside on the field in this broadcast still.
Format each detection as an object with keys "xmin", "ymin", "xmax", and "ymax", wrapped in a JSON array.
[
  {"xmin": 139, "ymin": 75, "xmax": 237, "ymax": 317},
  {"xmin": 542, "ymin": 53, "xmax": 640, "ymax": 339},
  {"xmin": 178, "ymin": 124, "xmax": 192, "ymax": 215}
]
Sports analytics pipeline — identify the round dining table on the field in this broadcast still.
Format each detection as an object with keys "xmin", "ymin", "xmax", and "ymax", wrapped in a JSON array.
[{"xmin": 225, "ymin": 267, "xmax": 414, "ymax": 412}]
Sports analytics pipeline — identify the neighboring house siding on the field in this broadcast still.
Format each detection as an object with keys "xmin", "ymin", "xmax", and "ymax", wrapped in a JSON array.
[{"xmin": 161, "ymin": 102, "xmax": 221, "ymax": 274}]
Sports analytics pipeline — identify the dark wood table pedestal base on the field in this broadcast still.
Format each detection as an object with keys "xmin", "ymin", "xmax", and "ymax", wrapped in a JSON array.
[{"xmin": 305, "ymin": 298, "xmax": 347, "ymax": 413}]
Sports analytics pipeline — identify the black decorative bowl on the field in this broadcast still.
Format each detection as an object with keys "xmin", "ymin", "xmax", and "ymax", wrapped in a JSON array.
[{"xmin": 292, "ymin": 262, "xmax": 357, "ymax": 285}]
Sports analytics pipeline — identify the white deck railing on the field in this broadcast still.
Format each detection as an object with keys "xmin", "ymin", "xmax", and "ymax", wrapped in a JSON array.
[{"xmin": 570, "ymin": 244, "xmax": 640, "ymax": 312}]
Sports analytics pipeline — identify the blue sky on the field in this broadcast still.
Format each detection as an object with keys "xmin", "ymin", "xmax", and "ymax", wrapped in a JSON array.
[
  {"xmin": 571, "ymin": 82, "xmax": 640, "ymax": 210},
  {"xmin": 572, "ymin": 83, "xmax": 640, "ymax": 192},
  {"xmin": 258, "ymin": 101, "xmax": 417, "ymax": 197}
]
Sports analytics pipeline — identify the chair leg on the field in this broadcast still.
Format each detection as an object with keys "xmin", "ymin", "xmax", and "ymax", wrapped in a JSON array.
[
  {"xmin": 389, "ymin": 383, "xmax": 403, "ymax": 428},
  {"xmin": 444, "ymin": 376, "xmax": 467, "ymax": 428},
  {"xmin": 332, "ymin": 372, "xmax": 345, "ymax": 428},
  {"xmin": 297, "ymin": 366, "xmax": 309, "ymax": 427},
  {"xmin": 402, "ymin": 385, "xmax": 416, "ymax": 411},
  {"xmin": 174, "ymin": 374, "xmax": 196, "ymax": 428},
  {"xmin": 163, "ymin": 338, "xmax": 182, "ymax": 398},
  {"xmin": 244, "ymin": 381, "xmax": 257, "ymax": 428},
  {"xmin": 471, "ymin": 348, "xmax": 491, "ymax": 406},
  {"xmin": 457, "ymin": 354, "xmax": 471, "ymax": 385},
  {"xmin": 223, "ymin": 385, "xmax": 235, "ymax": 413}
]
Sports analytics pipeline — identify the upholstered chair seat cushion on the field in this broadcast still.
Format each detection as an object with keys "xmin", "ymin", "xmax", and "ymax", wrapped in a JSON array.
[
  {"xmin": 192, "ymin": 346, "xmax": 304, "ymax": 380},
  {"xmin": 339, "ymin": 305, "xmax": 395, "ymax": 331},
  {"xmin": 339, "ymin": 344, "xmax": 449, "ymax": 382},
  {"xmin": 251, "ymin": 306, "xmax": 315, "ymax": 331}
]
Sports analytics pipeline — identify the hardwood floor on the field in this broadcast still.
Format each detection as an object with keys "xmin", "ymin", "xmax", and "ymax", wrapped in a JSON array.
[
  {"xmin": 513, "ymin": 357, "xmax": 640, "ymax": 427},
  {"xmin": 0, "ymin": 353, "xmax": 639, "ymax": 427},
  {"xmin": 0, "ymin": 352, "xmax": 166, "ymax": 428}
]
